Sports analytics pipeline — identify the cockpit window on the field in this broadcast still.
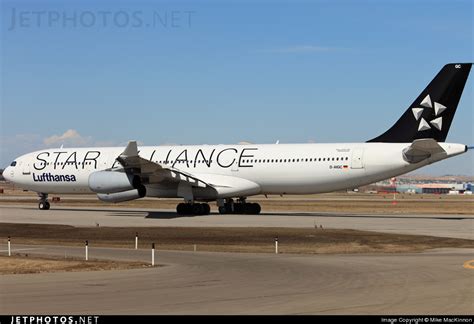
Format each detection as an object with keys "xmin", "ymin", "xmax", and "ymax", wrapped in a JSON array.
[{"xmin": 10, "ymin": 161, "xmax": 17, "ymax": 167}]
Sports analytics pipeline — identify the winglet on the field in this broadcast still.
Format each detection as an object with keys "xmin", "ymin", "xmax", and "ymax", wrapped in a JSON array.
[
  {"xmin": 121, "ymin": 141, "xmax": 139, "ymax": 157},
  {"xmin": 116, "ymin": 141, "xmax": 140, "ymax": 168}
]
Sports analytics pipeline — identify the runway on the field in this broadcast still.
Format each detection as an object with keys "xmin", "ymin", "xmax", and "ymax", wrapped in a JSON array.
[
  {"xmin": 0, "ymin": 205, "xmax": 472, "ymax": 239},
  {"xmin": 1, "ymin": 244, "xmax": 473, "ymax": 314},
  {"xmin": 1, "ymin": 204, "xmax": 473, "ymax": 314}
]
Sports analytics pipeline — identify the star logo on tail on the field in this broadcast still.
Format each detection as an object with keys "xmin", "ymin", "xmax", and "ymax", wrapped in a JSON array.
[{"xmin": 411, "ymin": 94, "xmax": 446, "ymax": 132}]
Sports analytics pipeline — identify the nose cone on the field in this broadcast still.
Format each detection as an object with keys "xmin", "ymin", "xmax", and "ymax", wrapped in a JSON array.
[{"xmin": 3, "ymin": 166, "xmax": 11, "ymax": 181}]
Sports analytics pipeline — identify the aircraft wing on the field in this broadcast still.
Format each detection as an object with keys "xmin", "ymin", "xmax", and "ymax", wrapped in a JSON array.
[
  {"xmin": 402, "ymin": 139, "xmax": 447, "ymax": 163},
  {"xmin": 115, "ymin": 141, "xmax": 210, "ymax": 188}
]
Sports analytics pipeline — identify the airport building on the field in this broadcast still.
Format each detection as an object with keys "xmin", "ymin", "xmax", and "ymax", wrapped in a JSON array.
[{"xmin": 368, "ymin": 181, "xmax": 471, "ymax": 195}]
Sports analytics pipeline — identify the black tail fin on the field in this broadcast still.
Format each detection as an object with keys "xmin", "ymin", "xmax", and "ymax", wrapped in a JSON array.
[{"xmin": 368, "ymin": 63, "xmax": 472, "ymax": 143}]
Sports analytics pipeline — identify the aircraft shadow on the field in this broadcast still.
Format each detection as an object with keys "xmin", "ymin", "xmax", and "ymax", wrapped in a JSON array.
[
  {"xmin": 18, "ymin": 206, "xmax": 471, "ymax": 221},
  {"xmin": 33, "ymin": 207, "xmax": 201, "ymax": 219},
  {"xmin": 144, "ymin": 211, "xmax": 199, "ymax": 219}
]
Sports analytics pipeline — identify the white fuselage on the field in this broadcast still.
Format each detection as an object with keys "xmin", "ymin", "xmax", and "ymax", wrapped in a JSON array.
[{"xmin": 3, "ymin": 142, "xmax": 466, "ymax": 200}]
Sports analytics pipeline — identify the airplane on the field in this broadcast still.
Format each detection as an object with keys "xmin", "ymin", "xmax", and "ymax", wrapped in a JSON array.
[{"xmin": 2, "ymin": 63, "xmax": 472, "ymax": 215}]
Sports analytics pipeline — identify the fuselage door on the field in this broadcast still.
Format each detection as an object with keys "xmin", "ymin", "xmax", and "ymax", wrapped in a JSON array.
[
  {"xmin": 231, "ymin": 161, "xmax": 239, "ymax": 172},
  {"xmin": 351, "ymin": 148, "xmax": 365, "ymax": 169},
  {"xmin": 22, "ymin": 161, "xmax": 31, "ymax": 175}
]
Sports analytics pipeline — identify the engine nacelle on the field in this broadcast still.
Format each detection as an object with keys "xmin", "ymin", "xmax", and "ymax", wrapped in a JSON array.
[
  {"xmin": 89, "ymin": 170, "xmax": 141, "ymax": 194},
  {"xmin": 97, "ymin": 187, "xmax": 146, "ymax": 203}
]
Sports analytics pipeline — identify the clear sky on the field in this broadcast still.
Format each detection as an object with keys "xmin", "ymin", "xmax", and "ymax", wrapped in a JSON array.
[{"xmin": 1, "ymin": 0, "xmax": 473, "ymax": 175}]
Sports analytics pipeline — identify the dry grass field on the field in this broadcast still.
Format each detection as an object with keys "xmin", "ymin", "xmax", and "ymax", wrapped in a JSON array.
[
  {"xmin": 0, "ymin": 255, "xmax": 149, "ymax": 275},
  {"xmin": 1, "ymin": 223, "xmax": 473, "ymax": 255}
]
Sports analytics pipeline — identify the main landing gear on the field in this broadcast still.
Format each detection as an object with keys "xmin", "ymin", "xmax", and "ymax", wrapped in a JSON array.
[
  {"xmin": 176, "ymin": 203, "xmax": 211, "ymax": 216},
  {"xmin": 176, "ymin": 199, "xmax": 262, "ymax": 215},
  {"xmin": 38, "ymin": 193, "xmax": 50, "ymax": 210},
  {"xmin": 218, "ymin": 198, "xmax": 261, "ymax": 215}
]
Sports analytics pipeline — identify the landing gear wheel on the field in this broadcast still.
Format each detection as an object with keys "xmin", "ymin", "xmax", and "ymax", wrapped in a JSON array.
[
  {"xmin": 217, "ymin": 202, "xmax": 261, "ymax": 215},
  {"xmin": 39, "ymin": 201, "xmax": 50, "ymax": 210},
  {"xmin": 177, "ymin": 203, "xmax": 186, "ymax": 215},
  {"xmin": 234, "ymin": 203, "xmax": 244, "ymax": 214},
  {"xmin": 177, "ymin": 203, "xmax": 211, "ymax": 216},
  {"xmin": 192, "ymin": 203, "xmax": 204, "ymax": 215},
  {"xmin": 251, "ymin": 203, "xmax": 261, "ymax": 215},
  {"xmin": 242, "ymin": 203, "xmax": 260, "ymax": 214},
  {"xmin": 202, "ymin": 203, "xmax": 211, "ymax": 215}
]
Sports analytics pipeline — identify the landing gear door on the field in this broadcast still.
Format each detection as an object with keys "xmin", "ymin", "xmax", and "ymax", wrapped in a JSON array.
[{"xmin": 351, "ymin": 148, "xmax": 365, "ymax": 169}]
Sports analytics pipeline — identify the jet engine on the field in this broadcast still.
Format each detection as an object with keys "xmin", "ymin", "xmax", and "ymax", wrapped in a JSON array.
[
  {"xmin": 89, "ymin": 170, "xmax": 146, "ymax": 203},
  {"xmin": 97, "ymin": 187, "xmax": 146, "ymax": 203}
]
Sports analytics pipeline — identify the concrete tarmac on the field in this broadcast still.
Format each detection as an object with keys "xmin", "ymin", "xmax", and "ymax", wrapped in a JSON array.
[
  {"xmin": 1, "ymin": 244, "xmax": 473, "ymax": 315},
  {"xmin": 0, "ymin": 205, "xmax": 473, "ymax": 239}
]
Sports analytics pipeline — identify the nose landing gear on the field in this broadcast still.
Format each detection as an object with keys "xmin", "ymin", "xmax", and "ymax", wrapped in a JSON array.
[{"xmin": 38, "ymin": 193, "xmax": 50, "ymax": 210}]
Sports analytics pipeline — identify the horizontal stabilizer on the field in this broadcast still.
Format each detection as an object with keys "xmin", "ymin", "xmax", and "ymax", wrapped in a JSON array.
[{"xmin": 402, "ymin": 139, "xmax": 446, "ymax": 163}]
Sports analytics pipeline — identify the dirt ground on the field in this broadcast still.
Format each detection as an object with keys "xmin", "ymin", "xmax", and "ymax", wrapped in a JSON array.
[
  {"xmin": 1, "ymin": 223, "xmax": 472, "ymax": 255},
  {"xmin": 0, "ymin": 255, "xmax": 149, "ymax": 275}
]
